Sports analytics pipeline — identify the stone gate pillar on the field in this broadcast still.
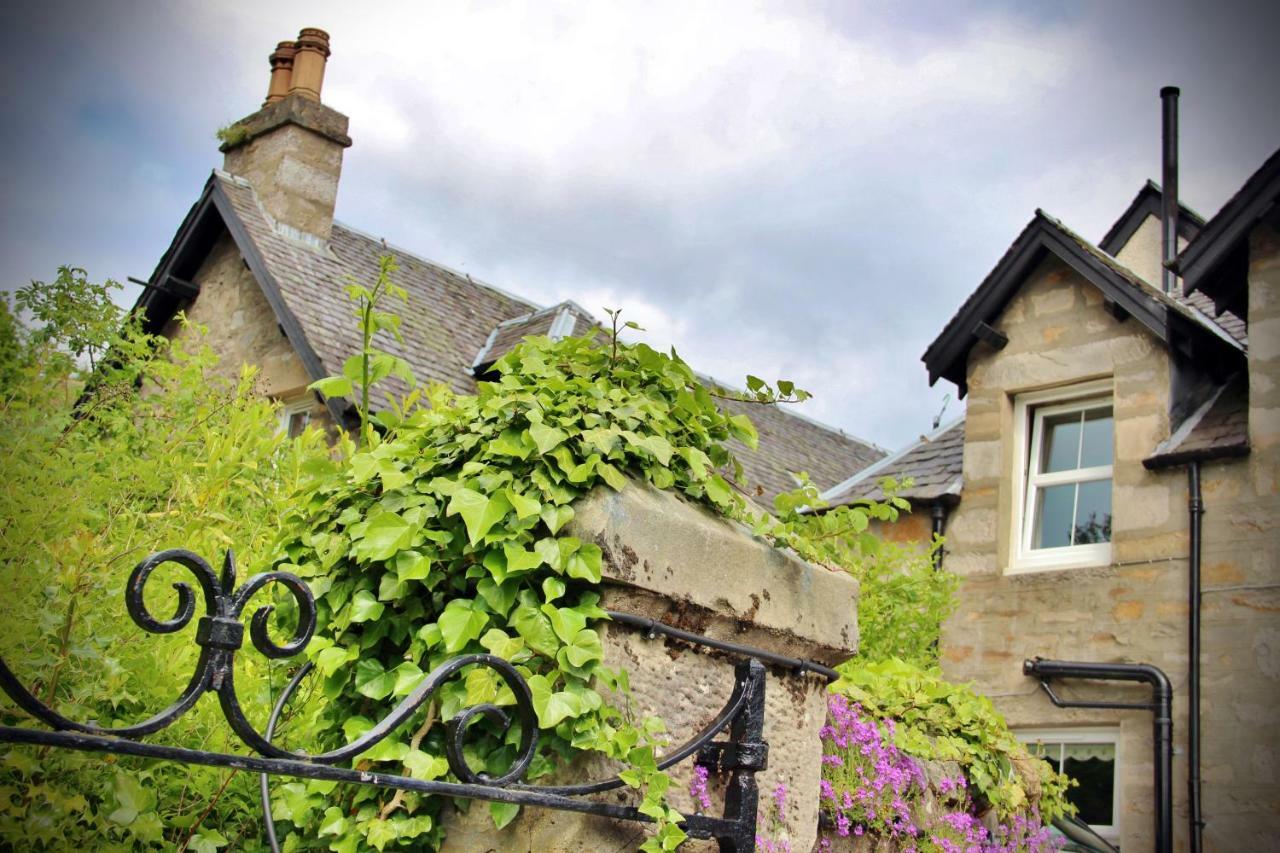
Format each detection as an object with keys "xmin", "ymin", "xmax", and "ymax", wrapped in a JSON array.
[{"xmin": 443, "ymin": 482, "xmax": 860, "ymax": 851}]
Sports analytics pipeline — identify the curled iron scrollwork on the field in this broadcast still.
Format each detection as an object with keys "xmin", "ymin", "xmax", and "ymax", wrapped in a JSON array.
[{"xmin": 0, "ymin": 549, "xmax": 770, "ymax": 850}]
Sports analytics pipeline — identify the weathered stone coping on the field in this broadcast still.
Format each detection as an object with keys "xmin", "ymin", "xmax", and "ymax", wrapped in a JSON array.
[{"xmin": 570, "ymin": 481, "xmax": 860, "ymax": 665}]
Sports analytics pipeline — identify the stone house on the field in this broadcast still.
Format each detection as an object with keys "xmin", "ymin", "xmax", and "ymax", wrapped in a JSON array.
[
  {"xmin": 824, "ymin": 147, "xmax": 1280, "ymax": 849},
  {"xmin": 131, "ymin": 29, "xmax": 886, "ymax": 508}
]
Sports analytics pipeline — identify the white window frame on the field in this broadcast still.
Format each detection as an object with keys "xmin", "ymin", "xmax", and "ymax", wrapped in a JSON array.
[
  {"xmin": 1017, "ymin": 727, "xmax": 1121, "ymax": 839},
  {"xmin": 278, "ymin": 397, "xmax": 314, "ymax": 437},
  {"xmin": 1010, "ymin": 379, "xmax": 1113, "ymax": 574}
]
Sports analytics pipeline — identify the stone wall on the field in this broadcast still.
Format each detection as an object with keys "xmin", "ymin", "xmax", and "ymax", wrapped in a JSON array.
[
  {"xmin": 941, "ymin": 256, "xmax": 1181, "ymax": 852},
  {"xmin": 935, "ymin": 236, "xmax": 1280, "ymax": 851},
  {"xmin": 441, "ymin": 482, "xmax": 860, "ymax": 852},
  {"xmin": 1205, "ymin": 211, "xmax": 1280, "ymax": 848},
  {"xmin": 161, "ymin": 231, "xmax": 330, "ymax": 429}
]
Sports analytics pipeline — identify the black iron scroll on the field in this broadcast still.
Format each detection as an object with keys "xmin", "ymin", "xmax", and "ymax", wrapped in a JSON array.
[{"xmin": 0, "ymin": 549, "xmax": 771, "ymax": 851}]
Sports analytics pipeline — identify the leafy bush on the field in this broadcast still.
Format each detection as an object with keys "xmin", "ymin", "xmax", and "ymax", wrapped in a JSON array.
[
  {"xmin": 0, "ymin": 272, "xmax": 328, "ymax": 850},
  {"xmin": 830, "ymin": 658, "xmax": 1074, "ymax": 824}
]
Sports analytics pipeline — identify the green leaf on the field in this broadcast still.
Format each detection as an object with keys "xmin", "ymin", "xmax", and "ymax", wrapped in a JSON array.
[
  {"xmin": 349, "ymin": 589, "xmax": 385, "ymax": 623},
  {"xmin": 558, "ymin": 628, "xmax": 603, "ymax": 670},
  {"xmin": 528, "ymin": 422, "xmax": 567, "ymax": 455},
  {"xmin": 447, "ymin": 487, "xmax": 513, "ymax": 546},
  {"xmin": 511, "ymin": 601, "xmax": 559, "ymax": 657},
  {"xmin": 566, "ymin": 542, "xmax": 603, "ymax": 582},
  {"xmin": 480, "ymin": 628, "xmax": 527, "ymax": 661},
  {"xmin": 540, "ymin": 504, "xmax": 574, "ymax": 534},
  {"xmin": 308, "ymin": 375, "xmax": 353, "ymax": 399},
  {"xmin": 357, "ymin": 512, "xmax": 415, "ymax": 562},
  {"xmin": 315, "ymin": 645, "xmax": 354, "ymax": 677},
  {"xmin": 526, "ymin": 674, "xmax": 583, "ymax": 728},
  {"xmin": 395, "ymin": 550, "xmax": 432, "ymax": 581},
  {"xmin": 490, "ymin": 800, "xmax": 520, "ymax": 830},
  {"xmin": 505, "ymin": 487, "xmax": 541, "ymax": 519},
  {"xmin": 107, "ymin": 772, "xmax": 154, "ymax": 825},
  {"xmin": 439, "ymin": 598, "xmax": 490, "ymax": 652},
  {"xmin": 354, "ymin": 658, "xmax": 396, "ymax": 700},
  {"xmin": 403, "ymin": 749, "xmax": 449, "ymax": 780},
  {"xmin": 502, "ymin": 542, "xmax": 544, "ymax": 576},
  {"xmin": 318, "ymin": 806, "xmax": 349, "ymax": 837},
  {"xmin": 541, "ymin": 602, "xmax": 587, "ymax": 644}
]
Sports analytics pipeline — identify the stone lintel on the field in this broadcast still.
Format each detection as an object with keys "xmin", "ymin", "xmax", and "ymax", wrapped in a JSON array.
[
  {"xmin": 568, "ymin": 481, "xmax": 859, "ymax": 665},
  {"xmin": 219, "ymin": 93, "xmax": 352, "ymax": 153}
]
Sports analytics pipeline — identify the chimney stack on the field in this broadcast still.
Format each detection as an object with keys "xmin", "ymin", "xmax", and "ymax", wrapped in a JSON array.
[
  {"xmin": 264, "ymin": 41, "xmax": 296, "ymax": 106},
  {"xmin": 287, "ymin": 28, "xmax": 331, "ymax": 102},
  {"xmin": 220, "ymin": 27, "xmax": 351, "ymax": 243}
]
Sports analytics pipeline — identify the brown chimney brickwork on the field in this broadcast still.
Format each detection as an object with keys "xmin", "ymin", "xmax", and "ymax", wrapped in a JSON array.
[{"xmin": 220, "ymin": 28, "xmax": 350, "ymax": 243}]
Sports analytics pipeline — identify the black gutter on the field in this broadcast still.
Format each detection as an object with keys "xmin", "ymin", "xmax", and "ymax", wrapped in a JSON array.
[
  {"xmin": 1023, "ymin": 657, "xmax": 1173, "ymax": 853},
  {"xmin": 1187, "ymin": 462, "xmax": 1205, "ymax": 853}
]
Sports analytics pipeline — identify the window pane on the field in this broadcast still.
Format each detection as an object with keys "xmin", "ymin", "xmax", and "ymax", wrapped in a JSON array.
[
  {"xmin": 1040, "ymin": 411, "xmax": 1082, "ymax": 473},
  {"xmin": 1073, "ymin": 479, "xmax": 1112, "ymax": 544},
  {"xmin": 1033, "ymin": 484, "xmax": 1075, "ymax": 549},
  {"xmin": 1080, "ymin": 408, "xmax": 1113, "ymax": 468},
  {"xmin": 1064, "ymin": 743, "xmax": 1115, "ymax": 826},
  {"xmin": 287, "ymin": 411, "xmax": 310, "ymax": 438}
]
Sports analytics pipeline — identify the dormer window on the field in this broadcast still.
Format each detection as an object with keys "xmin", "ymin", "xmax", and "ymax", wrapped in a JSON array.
[{"xmin": 1011, "ymin": 380, "xmax": 1114, "ymax": 573}]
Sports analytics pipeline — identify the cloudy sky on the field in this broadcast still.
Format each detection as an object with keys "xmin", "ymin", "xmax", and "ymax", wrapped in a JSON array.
[{"xmin": 2, "ymin": 0, "xmax": 1277, "ymax": 450}]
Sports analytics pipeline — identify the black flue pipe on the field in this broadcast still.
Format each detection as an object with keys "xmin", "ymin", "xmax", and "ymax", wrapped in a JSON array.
[
  {"xmin": 1161, "ymin": 86, "xmax": 1180, "ymax": 294},
  {"xmin": 1023, "ymin": 657, "xmax": 1173, "ymax": 853},
  {"xmin": 1187, "ymin": 462, "xmax": 1205, "ymax": 853},
  {"xmin": 930, "ymin": 503, "xmax": 948, "ymax": 570}
]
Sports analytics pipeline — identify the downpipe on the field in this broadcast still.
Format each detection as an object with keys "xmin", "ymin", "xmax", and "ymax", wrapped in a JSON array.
[
  {"xmin": 1023, "ymin": 657, "xmax": 1173, "ymax": 853},
  {"xmin": 1187, "ymin": 461, "xmax": 1204, "ymax": 853}
]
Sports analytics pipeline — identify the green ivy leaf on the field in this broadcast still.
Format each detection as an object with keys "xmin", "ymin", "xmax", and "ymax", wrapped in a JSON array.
[
  {"xmin": 354, "ymin": 659, "xmax": 396, "ymax": 700},
  {"xmin": 528, "ymin": 422, "xmax": 567, "ymax": 455},
  {"xmin": 489, "ymin": 801, "xmax": 520, "ymax": 830},
  {"xmin": 356, "ymin": 512, "xmax": 415, "ymax": 562},
  {"xmin": 439, "ymin": 599, "xmax": 490, "ymax": 652},
  {"xmin": 447, "ymin": 488, "xmax": 513, "ymax": 546},
  {"xmin": 349, "ymin": 589, "xmax": 385, "ymax": 623}
]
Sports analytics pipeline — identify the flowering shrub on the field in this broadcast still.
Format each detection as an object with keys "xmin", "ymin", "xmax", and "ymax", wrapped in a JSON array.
[{"xmin": 816, "ymin": 694, "xmax": 1063, "ymax": 852}]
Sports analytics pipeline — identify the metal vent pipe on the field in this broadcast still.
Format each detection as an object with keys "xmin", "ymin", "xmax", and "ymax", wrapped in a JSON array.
[
  {"xmin": 1023, "ymin": 657, "xmax": 1173, "ymax": 853},
  {"xmin": 1161, "ymin": 86, "xmax": 1180, "ymax": 294}
]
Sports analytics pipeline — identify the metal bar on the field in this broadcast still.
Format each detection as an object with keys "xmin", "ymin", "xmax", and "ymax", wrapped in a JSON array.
[
  {"xmin": 605, "ymin": 610, "xmax": 839, "ymax": 682},
  {"xmin": 718, "ymin": 659, "xmax": 767, "ymax": 852},
  {"xmin": 0, "ymin": 725, "xmax": 733, "ymax": 839}
]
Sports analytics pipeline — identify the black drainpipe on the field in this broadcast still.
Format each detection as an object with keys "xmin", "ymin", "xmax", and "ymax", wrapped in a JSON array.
[
  {"xmin": 1023, "ymin": 657, "xmax": 1173, "ymax": 853},
  {"xmin": 930, "ymin": 503, "xmax": 948, "ymax": 570},
  {"xmin": 1187, "ymin": 461, "xmax": 1204, "ymax": 852}
]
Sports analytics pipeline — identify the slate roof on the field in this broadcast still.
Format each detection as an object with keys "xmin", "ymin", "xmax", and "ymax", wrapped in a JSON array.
[
  {"xmin": 216, "ymin": 172, "xmax": 537, "ymax": 400},
  {"xmin": 819, "ymin": 417, "xmax": 964, "ymax": 509},
  {"xmin": 713, "ymin": 394, "xmax": 888, "ymax": 504},
  {"xmin": 1179, "ymin": 146, "xmax": 1280, "ymax": 318},
  {"xmin": 1145, "ymin": 375, "xmax": 1250, "ymax": 469},
  {"xmin": 923, "ymin": 209, "xmax": 1246, "ymax": 395},
  {"xmin": 138, "ymin": 170, "xmax": 885, "ymax": 505}
]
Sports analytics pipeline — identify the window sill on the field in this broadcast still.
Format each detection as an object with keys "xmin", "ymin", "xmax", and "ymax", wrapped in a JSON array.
[{"xmin": 1008, "ymin": 544, "xmax": 1111, "ymax": 575}]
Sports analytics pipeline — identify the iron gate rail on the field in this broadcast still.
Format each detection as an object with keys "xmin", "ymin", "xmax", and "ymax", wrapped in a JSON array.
[{"xmin": 0, "ymin": 548, "xmax": 811, "ymax": 851}]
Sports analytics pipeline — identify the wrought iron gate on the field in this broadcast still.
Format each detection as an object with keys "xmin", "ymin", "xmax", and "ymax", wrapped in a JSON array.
[{"xmin": 0, "ymin": 548, "xmax": 816, "ymax": 851}]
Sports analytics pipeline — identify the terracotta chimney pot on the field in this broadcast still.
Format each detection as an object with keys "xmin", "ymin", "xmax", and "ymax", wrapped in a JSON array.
[
  {"xmin": 264, "ymin": 41, "xmax": 297, "ymax": 106},
  {"xmin": 288, "ymin": 27, "xmax": 331, "ymax": 102}
]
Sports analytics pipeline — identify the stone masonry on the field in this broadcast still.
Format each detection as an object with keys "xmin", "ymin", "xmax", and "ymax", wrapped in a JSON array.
[
  {"xmin": 441, "ymin": 482, "xmax": 860, "ymax": 852},
  {"xmin": 938, "ymin": 218, "xmax": 1280, "ymax": 851}
]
